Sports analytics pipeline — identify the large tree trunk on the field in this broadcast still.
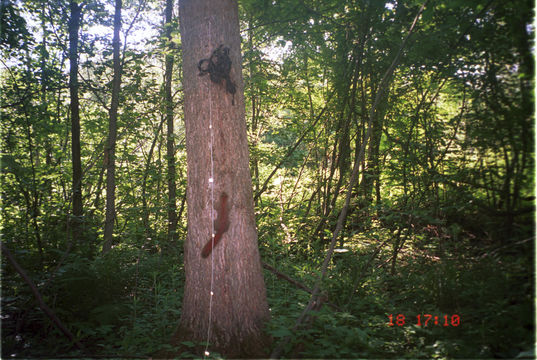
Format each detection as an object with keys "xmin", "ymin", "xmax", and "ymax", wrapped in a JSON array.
[
  {"xmin": 174, "ymin": 0, "xmax": 271, "ymax": 357},
  {"xmin": 68, "ymin": 0, "xmax": 83, "ymax": 245},
  {"xmin": 103, "ymin": 0, "xmax": 122, "ymax": 253}
]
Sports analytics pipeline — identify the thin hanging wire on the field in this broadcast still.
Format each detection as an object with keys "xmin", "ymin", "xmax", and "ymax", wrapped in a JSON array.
[{"xmin": 204, "ymin": 19, "xmax": 215, "ymax": 359}]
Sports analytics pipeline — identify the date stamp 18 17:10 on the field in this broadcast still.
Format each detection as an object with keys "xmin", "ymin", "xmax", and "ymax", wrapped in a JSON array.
[{"xmin": 388, "ymin": 314, "xmax": 460, "ymax": 327}]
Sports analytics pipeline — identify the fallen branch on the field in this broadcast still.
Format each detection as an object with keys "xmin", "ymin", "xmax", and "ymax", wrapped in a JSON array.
[
  {"xmin": 262, "ymin": 261, "xmax": 342, "ymax": 311},
  {"xmin": 1, "ymin": 242, "xmax": 85, "ymax": 352}
]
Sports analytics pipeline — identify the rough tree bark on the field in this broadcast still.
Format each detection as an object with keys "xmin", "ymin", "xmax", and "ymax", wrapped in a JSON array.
[{"xmin": 173, "ymin": 0, "xmax": 271, "ymax": 357}]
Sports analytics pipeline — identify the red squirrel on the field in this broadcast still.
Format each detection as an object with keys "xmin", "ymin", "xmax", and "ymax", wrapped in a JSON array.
[{"xmin": 201, "ymin": 192, "xmax": 230, "ymax": 258}]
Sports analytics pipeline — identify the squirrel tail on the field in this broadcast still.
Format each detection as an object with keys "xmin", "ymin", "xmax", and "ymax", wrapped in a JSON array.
[{"xmin": 201, "ymin": 233, "xmax": 222, "ymax": 258}]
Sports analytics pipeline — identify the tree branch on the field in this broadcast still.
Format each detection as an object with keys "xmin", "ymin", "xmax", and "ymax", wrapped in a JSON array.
[
  {"xmin": 270, "ymin": 2, "xmax": 429, "ymax": 357},
  {"xmin": 1, "ymin": 242, "xmax": 85, "ymax": 352},
  {"xmin": 254, "ymin": 90, "xmax": 335, "ymax": 202}
]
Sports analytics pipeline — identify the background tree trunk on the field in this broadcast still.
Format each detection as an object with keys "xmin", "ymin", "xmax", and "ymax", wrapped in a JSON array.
[
  {"xmin": 68, "ymin": 0, "xmax": 83, "ymax": 245},
  {"xmin": 164, "ymin": 0, "xmax": 178, "ymax": 245},
  {"xmin": 175, "ymin": 0, "xmax": 271, "ymax": 357},
  {"xmin": 103, "ymin": 0, "xmax": 122, "ymax": 253}
]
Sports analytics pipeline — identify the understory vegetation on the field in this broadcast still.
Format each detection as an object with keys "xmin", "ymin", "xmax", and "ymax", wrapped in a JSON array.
[{"xmin": 2, "ymin": 228, "xmax": 532, "ymax": 358}]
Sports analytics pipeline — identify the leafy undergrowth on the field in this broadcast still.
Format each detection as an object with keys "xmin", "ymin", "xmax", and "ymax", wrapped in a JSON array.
[
  {"xmin": 2, "ymin": 245, "xmax": 185, "ymax": 358},
  {"xmin": 2, "ymin": 226, "xmax": 533, "ymax": 359},
  {"xmin": 263, "ymin": 229, "xmax": 534, "ymax": 359}
]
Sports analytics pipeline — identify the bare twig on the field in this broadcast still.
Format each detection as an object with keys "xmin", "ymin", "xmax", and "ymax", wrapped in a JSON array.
[
  {"xmin": 254, "ymin": 90, "xmax": 335, "ymax": 202},
  {"xmin": 262, "ymin": 261, "xmax": 342, "ymax": 311}
]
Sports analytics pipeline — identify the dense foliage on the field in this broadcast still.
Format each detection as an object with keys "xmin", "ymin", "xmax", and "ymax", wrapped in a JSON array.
[{"xmin": 1, "ymin": 0, "xmax": 534, "ymax": 358}]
